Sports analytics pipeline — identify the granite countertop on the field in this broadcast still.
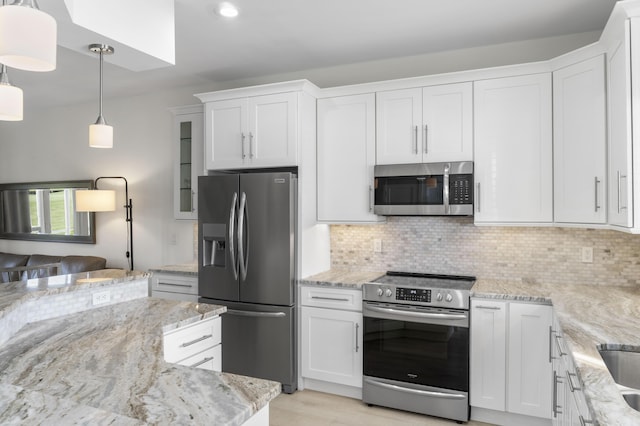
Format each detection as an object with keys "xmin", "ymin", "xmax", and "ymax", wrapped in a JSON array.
[
  {"xmin": 303, "ymin": 269, "xmax": 640, "ymax": 425},
  {"xmin": 149, "ymin": 263, "xmax": 198, "ymax": 276},
  {"xmin": 0, "ymin": 270, "xmax": 280, "ymax": 425}
]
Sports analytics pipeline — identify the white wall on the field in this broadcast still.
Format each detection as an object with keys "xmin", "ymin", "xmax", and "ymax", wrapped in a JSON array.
[{"xmin": 0, "ymin": 32, "xmax": 599, "ymax": 271}]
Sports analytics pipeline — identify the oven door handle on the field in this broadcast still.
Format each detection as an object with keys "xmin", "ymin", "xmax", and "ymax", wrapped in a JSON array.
[
  {"xmin": 365, "ymin": 305, "xmax": 468, "ymax": 321},
  {"xmin": 364, "ymin": 377, "xmax": 466, "ymax": 400}
]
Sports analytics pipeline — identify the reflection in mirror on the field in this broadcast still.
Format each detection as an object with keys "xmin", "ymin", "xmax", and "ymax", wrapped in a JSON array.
[{"xmin": 0, "ymin": 181, "xmax": 96, "ymax": 243}]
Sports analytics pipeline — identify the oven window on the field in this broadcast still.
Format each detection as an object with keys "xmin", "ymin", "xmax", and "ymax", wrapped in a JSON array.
[
  {"xmin": 363, "ymin": 316, "xmax": 469, "ymax": 392},
  {"xmin": 375, "ymin": 176, "xmax": 444, "ymax": 205}
]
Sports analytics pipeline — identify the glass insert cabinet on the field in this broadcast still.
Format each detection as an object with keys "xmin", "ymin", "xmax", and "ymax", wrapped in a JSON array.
[{"xmin": 171, "ymin": 105, "xmax": 204, "ymax": 220}]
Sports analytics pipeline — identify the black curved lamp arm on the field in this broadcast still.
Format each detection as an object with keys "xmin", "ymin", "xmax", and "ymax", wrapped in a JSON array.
[{"xmin": 94, "ymin": 176, "xmax": 134, "ymax": 270}]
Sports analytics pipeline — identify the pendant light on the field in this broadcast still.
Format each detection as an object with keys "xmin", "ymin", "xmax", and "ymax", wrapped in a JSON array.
[
  {"xmin": 0, "ymin": 0, "xmax": 57, "ymax": 72},
  {"xmin": 89, "ymin": 44, "xmax": 114, "ymax": 149},
  {"xmin": 0, "ymin": 64, "xmax": 23, "ymax": 121}
]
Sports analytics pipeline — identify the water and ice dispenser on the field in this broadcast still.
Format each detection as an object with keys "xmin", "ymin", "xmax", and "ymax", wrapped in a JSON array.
[{"xmin": 202, "ymin": 223, "xmax": 226, "ymax": 267}]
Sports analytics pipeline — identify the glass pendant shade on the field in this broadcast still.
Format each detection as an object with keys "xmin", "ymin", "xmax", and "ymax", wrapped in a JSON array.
[
  {"xmin": 89, "ymin": 122, "xmax": 113, "ymax": 148},
  {"xmin": 75, "ymin": 189, "xmax": 116, "ymax": 212},
  {"xmin": 0, "ymin": 68, "xmax": 23, "ymax": 120},
  {"xmin": 0, "ymin": 4, "xmax": 57, "ymax": 72}
]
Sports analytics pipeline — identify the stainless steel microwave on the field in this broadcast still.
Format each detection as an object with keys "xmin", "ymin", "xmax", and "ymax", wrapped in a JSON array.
[{"xmin": 374, "ymin": 161, "xmax": 473, "ymax": 216}]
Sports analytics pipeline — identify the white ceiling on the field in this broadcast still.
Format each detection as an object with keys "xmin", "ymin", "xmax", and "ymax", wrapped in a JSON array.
[{"xmin": 9, "ymin": 0, "xmax": 619, "ymax": 109}]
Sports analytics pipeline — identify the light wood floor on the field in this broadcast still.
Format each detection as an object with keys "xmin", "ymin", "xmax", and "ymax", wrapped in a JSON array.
[{"xmin": 270, "ymin": 389, "xmax": 492, "ymax": 426}]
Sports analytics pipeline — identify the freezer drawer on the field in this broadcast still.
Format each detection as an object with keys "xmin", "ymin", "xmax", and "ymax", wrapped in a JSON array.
[{"xmin": 206, "ymin": 299, "xmax": 297, "ymax": 393}]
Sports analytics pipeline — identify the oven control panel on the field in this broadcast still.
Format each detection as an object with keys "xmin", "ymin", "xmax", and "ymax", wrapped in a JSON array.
[{"xmin": 396, "ymin": 287, "xmax": 431, "ymax": 303}]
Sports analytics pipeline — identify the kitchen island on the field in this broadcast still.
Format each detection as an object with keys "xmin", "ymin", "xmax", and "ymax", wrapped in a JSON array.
[{"xmin": 0, "ymin": 269, "xmax": 280, "ymax": 425}]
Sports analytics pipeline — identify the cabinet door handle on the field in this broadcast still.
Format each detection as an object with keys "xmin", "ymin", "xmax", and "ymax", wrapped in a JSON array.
[
  {"xmin": 475, "ymin": 305, "xmax": 500, "ymax": 310},
  {"xmin": 189, "ymin": 356, "xmax": 214, "ymax": 368},
  {"xmin": 594, "ymin": 177, "xmax": 601, "ymax": 212},
  {"xmin": 476, "ymin": 182, "xmax": 481, "ymax": 213},
  {"xmin": 617, "ymin": 171, "xmax": 628, "ymax": 213},
  {"xmin": 555, "ymin": 335, "xmax": 567, "ymax": 356},
  {"xmin": 191, "ymin": 190, "xmax": 196, "ymax": 213},
  {"xmin": 180, "ymin": 334, "xmax": 213, "ymax": 348},
  {"xmin": 549, "ymin": 326, "xmax": 554, "ymax": 362},
  {"xmin": 424, "ymin": 124, "xmax": 428, "ymax": 154},
  {"xmin": 414, "ymin": 125, "xmax": 419, "ymax": 154},
  {"xmin": 241, "ymin": 133, "xmax": 246, "ymax": 159},
  {"xmin": 355, "ymin": 323, "xmax": 360, "ymax": 352},
  {"xmin": 249, "ymin": 132, "xmax": 254, "ymax": 158},
  {"xmin": 553, "ymin": 371, "xmax": 563, "ymax": 417}
]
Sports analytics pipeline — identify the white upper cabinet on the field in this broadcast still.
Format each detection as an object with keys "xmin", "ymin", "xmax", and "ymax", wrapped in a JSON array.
[
  {"xmin": 553, "ymin": 55, "xmax": 607, "ymax": 225},
  {"xmin": 203, "ymin": 92, "xmax": 297, "ymax": 170},
  {"xmin": 376, "ymin": 82, "xmax": 472, "ymax": 165},
  {"xmin": 605, "ymin": 18, "xmax": 634, "ymax": 228},
  {"xmin": 170, "ymin": 105, "xmax": 204, "ymax": 220},
  {"xmin": 474, "ymin": 73, "xmax": 553, "ymax": 224},
  {"xmin": 317, "ymin": 94, "xmax": 383, "ymax": 223}
]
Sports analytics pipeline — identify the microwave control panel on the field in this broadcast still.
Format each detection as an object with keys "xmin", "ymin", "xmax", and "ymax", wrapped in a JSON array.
[{"xmin": 449, "ymin": 174, "xmax": 473, "ymax": 205}]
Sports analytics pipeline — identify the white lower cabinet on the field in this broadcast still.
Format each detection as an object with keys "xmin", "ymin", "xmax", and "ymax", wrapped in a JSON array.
[
  {"xmin": 470, "ymin": 299, "xmax": 553, "ymax": 425},
  {"xmin": 164, "ymin": 316, "xmax": 222, "ymax": 372},
  {"xmin": 151, "ymin": 272, "xmax": 198, "ymax": 302},
  {"xmin": 551, "ymin": 315, "xmax": 593, "ymax": 426},
  {"xmin": 300, "ymin": 286, "xmax": 363, "ymax": 398}
]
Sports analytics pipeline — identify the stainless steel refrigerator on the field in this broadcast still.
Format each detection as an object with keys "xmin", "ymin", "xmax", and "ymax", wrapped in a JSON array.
[{"xmin": 198, "ymin": 171, "xmax": 297, "ymax": 393}]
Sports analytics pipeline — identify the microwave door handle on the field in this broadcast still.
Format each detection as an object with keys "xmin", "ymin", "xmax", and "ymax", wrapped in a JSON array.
[{"xmin": 443, "ymin": 163, "xmax": 450, "ymax": 214}]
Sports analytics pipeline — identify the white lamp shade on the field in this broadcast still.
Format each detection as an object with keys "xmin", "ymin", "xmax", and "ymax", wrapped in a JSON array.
[
  {"xmin": 0, "ymin": 5, "xmax": 57, "ymax": 72},
  {"xmin": 0, "ymin": 83, "xmax": 23, "ymax": 121},
  {"xmin": 89, "ymin": 123, "xmax": 113, "ymax": 148},
  {"xmin": 76, "ymin": 190, "xmax": 116, "ymax": 212}
]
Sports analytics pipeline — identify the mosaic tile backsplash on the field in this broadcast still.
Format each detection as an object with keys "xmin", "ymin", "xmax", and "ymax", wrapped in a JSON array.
[{"xmin": 330, "ymin": 217, "xmax": 640, "ymax": 287}]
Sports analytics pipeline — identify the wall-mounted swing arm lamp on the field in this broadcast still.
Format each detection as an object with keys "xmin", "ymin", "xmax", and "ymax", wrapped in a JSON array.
[{"xmin": 76, "ymin": 177, "xmax": 134, "ymax": 270}]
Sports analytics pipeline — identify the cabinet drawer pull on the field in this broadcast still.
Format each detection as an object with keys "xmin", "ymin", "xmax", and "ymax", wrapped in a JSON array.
[
  {"xmin": 189, "ymin": 356, "xmax": 214, "ymax": 368},
  {"xmin": 555, "ymin": 335, "xmax": 567, "ymax": 356},
  {"xmin": 159, "ymin": 282, "xmax": 193, "ymax": 288},
  {"xmin": 180, "ymin": 334, "xmax": 213, "ymax": 348},
  {"xmin": 567, "ymin": 372, "xmax": 582, "ymax": 392},
  {"xmin": 475, "ymin": 305, "xmax": 500, "ymax": 310},
  {"xmin": 553, "ymin": 371, "xmax": 563, "ymax": 417},
  {"xmin": 579, "ymin": 415, "xmax": 594, "ymax": 425},
  {"xmin": 311, "ymin": 296, "xmax": 350, "ymax": 302}
]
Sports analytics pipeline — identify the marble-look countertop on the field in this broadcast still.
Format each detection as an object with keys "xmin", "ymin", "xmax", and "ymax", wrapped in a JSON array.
[
  {"xmin": 299, "ymin": 269, "xmax": 384, "ymax": 289},
  {"xmin": 302, "ymin": 269, "xmax": 640, "ymax": 425},
  {"xmin": 0, "ymin": 269, "xmax": 148, "ymax": 319},
  {"xmin": 149, "ymin": 263, "xmax": 198, "ymax": 276},
  {"xmin": 0, "ymin": 270, "xmax": 280, "ymax": 425},
  {"xmin": 0, "ymin": 298, "xmax": 279, "ymax": 425}
]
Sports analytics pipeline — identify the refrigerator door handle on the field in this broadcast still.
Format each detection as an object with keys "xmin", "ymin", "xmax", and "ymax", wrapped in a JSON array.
[
  {"xmin": 229, "ymin": 192, "xmax": 239, "ymax": 280},
  {"xmin": 238, "ymin": 192, "xmax": 249, "ymax": 281},
  {"xmin": 226, "ymin": 309, "xmax": 287, "ymax": 318}
]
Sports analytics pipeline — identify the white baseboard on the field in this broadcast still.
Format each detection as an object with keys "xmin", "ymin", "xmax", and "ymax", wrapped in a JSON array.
[
  {"xmin": 301, "ymin": 378, "xmax": 362, "ymax": 400},
  {"xmin": 471, "ymin": 406, "xmax": 552, "ymax": 426}
]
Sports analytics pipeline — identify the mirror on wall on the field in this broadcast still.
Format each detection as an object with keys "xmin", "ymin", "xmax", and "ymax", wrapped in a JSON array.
[{"xmin": 0, "ymin": 180, "xmax": 96, "ymax": 244}]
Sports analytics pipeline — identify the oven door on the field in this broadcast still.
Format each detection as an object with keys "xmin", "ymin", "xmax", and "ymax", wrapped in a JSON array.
[{"xmin": 362, "ymin": 301, "xmax": 469, "ymax": 392}]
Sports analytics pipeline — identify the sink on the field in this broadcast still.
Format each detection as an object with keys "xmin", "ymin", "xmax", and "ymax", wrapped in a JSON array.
[
  {"xmin": 598, "ymin": 349, "xmax": 640, "ymax": 390},
  {"xmin": 598, "ymin": 347, "xmax": 640, "ymax": 412},
  {"xmin": 623, "ymin": 393, "xmax": 640, "ymax": 411}
]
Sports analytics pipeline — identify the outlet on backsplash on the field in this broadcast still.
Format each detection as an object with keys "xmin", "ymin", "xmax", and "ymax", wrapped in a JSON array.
[
  {"xmin": 373, "ymin": 239, "xmax": 383, "ymax": 253},
  {"xmin": 581, "ymin": 247, "xmax": 594, "ymax": 263}
]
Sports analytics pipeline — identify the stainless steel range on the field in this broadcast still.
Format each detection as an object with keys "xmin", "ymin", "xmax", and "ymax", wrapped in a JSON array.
[{"xmin": 362, "ymin": 271, "xmax": 476, "ymax": 423}]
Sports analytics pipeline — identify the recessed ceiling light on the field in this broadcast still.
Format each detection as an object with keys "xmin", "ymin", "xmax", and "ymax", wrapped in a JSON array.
[{"xmin": 218, "ymin": 2, "xmax": 239, "ymax": 18}]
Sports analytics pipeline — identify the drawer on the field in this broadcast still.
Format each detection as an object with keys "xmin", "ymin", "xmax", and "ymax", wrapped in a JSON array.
[
  {"xmin": 164, "ymin": 316, "xmax": 221, "ymax": 363},
  {"xmin": 178, "ymin": 344, "xmax": 222, "ymax": 372},
  {"xmin": 152, "ymin": 273, "xmax": 198, "ymax": 295},
  {"xmin": 301, "ymin": 286, "xmax": 362, "ymax": 311}
]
